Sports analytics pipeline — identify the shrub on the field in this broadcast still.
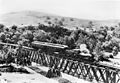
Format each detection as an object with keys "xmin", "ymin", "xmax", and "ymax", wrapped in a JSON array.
[
  {"xmin": 33, "ymin": 30, "xmax": 50, "ymax": 42},
  {"xmin": 46, "ymin": 16, "xmax": 51, "ymax": 20},
  {"xmin": 0, "ymin": 24, "xmax": 4, "ymax": 31},
  {"xmin": 70, "ymin": 18, "xmax": 74, "ymax": 21},
  {"xmin": 11, "ymin": 25, "xmax": 17, "ymax": 30},
  {"xmin": 27, "ymin": 25, "xmax": 35, "ymax": 31}
]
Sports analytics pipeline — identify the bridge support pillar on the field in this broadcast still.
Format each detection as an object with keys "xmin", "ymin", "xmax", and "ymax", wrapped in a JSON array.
[{"xmin": 46, "ymin": 68, "xmax": 61, "ymax": 78}]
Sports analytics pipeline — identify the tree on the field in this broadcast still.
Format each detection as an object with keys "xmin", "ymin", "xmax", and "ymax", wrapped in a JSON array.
[
  {"xmin": 110, "ymin": 27, "xmax": 115, "ymax": 31},
  {"xmin": 11, "ymin": 25, "xmax": 17, "ymax": 30},
  {"xmin": 0, "ymin": 24, "xmax": 4, "ymax": 32},
  {"xmin": 61, "ymin": 18, "xmax": 65, "ymax": 22},
  {"xmin": 20, "ymin": 30, "xmax": 34, "ymax": 42},
  {"xmin": 27, "ymin": 25, "xmax": 35, "ymax": 31},
  {"xmin": 88, "ymin": 21, "xmax": 94, "ymax": 28},
  {"xmin": 33, "ymin": 30, "xmax": 50, "ymax": 42},
  {"xmin": 57, "ymin": 37, "xmax": 64, "ymax": 44},
  {"xmin": 118, "ymin": 23, "xmax": 120, "ymax": 27},
  {"xmin": 70, "ymin": 18, "xmax": 74, "ymax": 21},
  {"xmin": 46, "ymin": 16, "xmax": 51, "ymax": 20},
  {"xmin": 48, "ymin": 21, "xmax": 52, "ymax": 26},
  {"xmin": 64, "ymin": 36, "xmax": 75, "ymax": 49},
  {"xmin": 54, "ymin": 18, "xmax": 58, "ymax": 21},
  {"xmin": 57, "ymin": 21, "xmax": 63, "ymax": 26},
  {"xmin": 104, "ymin": 26, "xmax": 109, "ymax": 30},
  {"xmin": 0, "ymin": 32, "xmax": 5, "ymax": 42},
  {"xmin": 50, "ymin": 37, "xmax": 57, "ymax": 43}
]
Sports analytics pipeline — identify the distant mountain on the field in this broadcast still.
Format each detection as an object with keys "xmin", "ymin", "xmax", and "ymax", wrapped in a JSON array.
[{"xmin": 0, "ymin": 11, "xmax": 120, "ymax": 30}]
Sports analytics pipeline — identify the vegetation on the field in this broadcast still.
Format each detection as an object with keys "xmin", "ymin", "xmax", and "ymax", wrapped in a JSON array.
[{"xmin": 0, "ymin": 21, "xmax": 120, "ymax": 63}]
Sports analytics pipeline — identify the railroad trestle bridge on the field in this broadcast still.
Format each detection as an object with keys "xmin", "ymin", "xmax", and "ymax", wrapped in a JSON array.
[{"xmin": 0, "ymin": 42, "xmax": 120, "ymax": 83}]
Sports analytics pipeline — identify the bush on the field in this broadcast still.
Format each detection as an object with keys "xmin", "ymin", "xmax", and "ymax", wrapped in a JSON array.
[
  {"xmin": 11, "ymin": 25, "xmax": 17, "ymax": 30},
  {"xmin": 57, "ymin": 21, "xmax": 63, "ymax": 26},
  {"xmin": 70, "ymin": 18, "xmax": 74, "ymax": 21},
  {"xmin": 0, "ymin": 24, "xmax": 4, "ymax": 31},
  {"xmin": 61, "ymin": 18, "xmax": 65, "ymax": 22},
  {"xmin": 33, "ymin": 30, "xmax": 50, "ymax": 42},
  {"xmin": 27, "ymin": 25, "xmax": 35, "ymax": 31},
  {"xmin": 46, "ymin": 16, "xmax": 51, "ymax": 20},
  {"xmin": 20, "ymin": 30, "xmax": 34, "ymax": 42}
]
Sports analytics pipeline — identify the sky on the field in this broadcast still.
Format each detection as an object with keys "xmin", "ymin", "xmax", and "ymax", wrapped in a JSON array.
[{"xmin": 0, "ymin": 0, "xmax": 120, "ymax": 20}]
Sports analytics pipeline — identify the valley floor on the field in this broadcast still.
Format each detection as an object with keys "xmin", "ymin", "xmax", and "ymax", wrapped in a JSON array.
[{"xmin": 0, "ymin": 63, "xmax": 93, "ymax": 83}]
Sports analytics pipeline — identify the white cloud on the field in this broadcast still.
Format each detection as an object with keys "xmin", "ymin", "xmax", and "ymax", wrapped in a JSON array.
[{"xmin": 0, "ymin": 0, "xmax": 120, "ymax": 20}]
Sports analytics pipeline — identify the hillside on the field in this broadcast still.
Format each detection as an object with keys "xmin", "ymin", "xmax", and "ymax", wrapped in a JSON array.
[{"xmin": 0, "ymin": 11, "xmax": 120, "ymax": 29}]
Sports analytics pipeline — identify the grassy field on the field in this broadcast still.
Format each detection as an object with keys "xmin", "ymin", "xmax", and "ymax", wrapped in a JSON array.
[{"xmin": 0, "ymin": 11, "xmax": 120, "ymax": 30}]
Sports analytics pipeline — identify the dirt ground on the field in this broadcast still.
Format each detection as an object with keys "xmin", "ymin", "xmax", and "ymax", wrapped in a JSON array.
[{"xmin": 0, "ymin": 63, "xmax": 92, "ymax": 83}]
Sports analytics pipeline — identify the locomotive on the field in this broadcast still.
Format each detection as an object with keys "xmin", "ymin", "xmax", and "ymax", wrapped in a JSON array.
[{"xmin": 31, "ymin": 41, "xmax": 94, "ymax": 63}]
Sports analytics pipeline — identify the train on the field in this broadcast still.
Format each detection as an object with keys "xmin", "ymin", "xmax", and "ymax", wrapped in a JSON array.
[
  {"xmin": 31, "ymin": 41, "xmax": 120, "ymax": 69},
  {"xmin": 0, "ymin": 41, "xmax": 119, "ymax": 70},
  {"xmin": 31, "ymin": 41, "xmax": 94, "ymax": 62}
]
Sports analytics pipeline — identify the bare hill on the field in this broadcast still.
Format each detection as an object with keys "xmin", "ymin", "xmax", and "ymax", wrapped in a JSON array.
[{"xmin": 0, "ymin": 11, "xmax": 120, "ymax": 29}]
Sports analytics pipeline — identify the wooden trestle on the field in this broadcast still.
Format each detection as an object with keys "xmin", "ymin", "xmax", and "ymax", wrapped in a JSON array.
[
  {"xmin": 0, "ymin": 43, "xmax": 120, "ymax": 83},
  {"xmin": 28, "ymin": 50, "xmax": 120, "ymax": 83}
]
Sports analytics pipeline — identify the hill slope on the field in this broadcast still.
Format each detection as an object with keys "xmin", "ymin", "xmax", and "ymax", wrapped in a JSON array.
[{"xmin": 0, "ymin": 11, "xmax": 120, "ymax": 29}]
